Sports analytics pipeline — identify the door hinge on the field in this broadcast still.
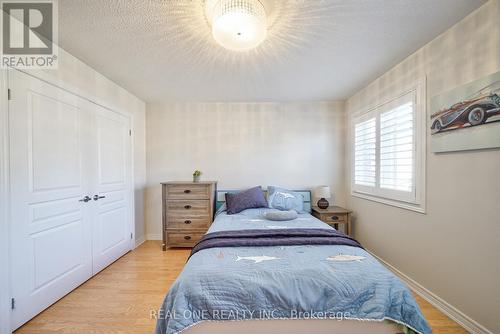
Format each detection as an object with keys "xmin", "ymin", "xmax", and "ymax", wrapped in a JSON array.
[
  {"xmin": 11, "ymin": 298, "xmax": 15, "ymax": 310},
  {"xmin": 130, "ymin": 233, "xmax": 133, "ymax": 240},
  {"xmin": 8, "ymin": 88, "xmax": 11, "ymax": 100},
  {"xmin": 129, "ymin": 129, "xmax": 131, "ymax": 136}
]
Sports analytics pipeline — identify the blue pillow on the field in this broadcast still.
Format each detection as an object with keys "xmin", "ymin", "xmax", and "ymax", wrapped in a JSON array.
[
  {"xmin": 225, "ymin": 186, "xmax": 268, "ymax": 214},
  {"xmin": 267, "ymin": 186, "xmax": 304, "ymax": 213},
  {"xmin": 264, "ymin": 210, "xmax": 298, "ymax": 221}
]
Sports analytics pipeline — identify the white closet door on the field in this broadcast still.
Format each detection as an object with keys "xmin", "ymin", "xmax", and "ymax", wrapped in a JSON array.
[
  {"xmin": 89, "ymin": 102, "xmax": 133, "ymax": 274},
  {"xmin": 8, "ymin": 70, "xmax": 93, "ymax": 331}
]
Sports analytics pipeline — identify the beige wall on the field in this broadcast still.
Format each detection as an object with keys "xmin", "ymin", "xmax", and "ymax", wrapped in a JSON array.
[
  {"xmin": 146, "ymin": 101, "xmax": 346, "ymax": 238},
  {"xmin": 346, "ymin": 1, "xmax": 500, "ymax": 332},
  {"xmin": 24, "ymin": 48, "xmax": 147, "ymax": 243}
]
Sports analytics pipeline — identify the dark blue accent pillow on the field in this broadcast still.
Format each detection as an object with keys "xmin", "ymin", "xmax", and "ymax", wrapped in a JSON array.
[{"xmin": 225, "ymin": 186, "xmax": 268, "ymax": 214}]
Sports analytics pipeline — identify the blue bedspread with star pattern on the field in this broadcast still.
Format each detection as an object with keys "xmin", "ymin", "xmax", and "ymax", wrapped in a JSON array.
[{"xmin": 155, "ymin": 208, "xmax": 431, "ymax": 334}]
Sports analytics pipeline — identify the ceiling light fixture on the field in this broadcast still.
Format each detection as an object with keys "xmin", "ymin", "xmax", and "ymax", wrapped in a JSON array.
[{"xmin": 205, "ymin": 0, "xmax": 267, "ymax": 51}]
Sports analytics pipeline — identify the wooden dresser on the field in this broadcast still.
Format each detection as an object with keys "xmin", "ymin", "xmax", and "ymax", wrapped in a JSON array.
[{"xmin": 161, "ymin": 181, "xmax": 217, "ymax": 250}]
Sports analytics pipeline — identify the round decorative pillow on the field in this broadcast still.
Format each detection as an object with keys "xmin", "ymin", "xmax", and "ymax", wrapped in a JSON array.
[{"xmin": 264, "ymin": 210, "xmax": 298, "ymax": 221}]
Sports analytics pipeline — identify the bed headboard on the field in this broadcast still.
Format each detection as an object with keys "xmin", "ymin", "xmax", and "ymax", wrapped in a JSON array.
[{"xmin": 216, "ymin": 189, "xmax": 312, "ymax": 213}]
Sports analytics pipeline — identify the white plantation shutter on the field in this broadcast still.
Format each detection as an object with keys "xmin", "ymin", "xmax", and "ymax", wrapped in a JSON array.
[
  {"xmin": 380, "ymin": 101, "xmax": 414, "ymax": 193},
  {"xmin": 354, "ymin": 117, "xmax": 376, "ymax": 187},
  {"xmin": 351, "ymin": 85, "xmax": 424, "ymax": 211}
]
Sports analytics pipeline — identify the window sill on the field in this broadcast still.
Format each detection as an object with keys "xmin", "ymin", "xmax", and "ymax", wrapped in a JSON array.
[{"xmin": 351, "ymin": 191, "xmax": 426, "ymax": 214}]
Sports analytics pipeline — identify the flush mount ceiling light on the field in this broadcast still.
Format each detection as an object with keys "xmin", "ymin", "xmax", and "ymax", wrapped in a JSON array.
[{"xmin": 205, "ymin": 0, "xmax": 268, "ymax": 51}]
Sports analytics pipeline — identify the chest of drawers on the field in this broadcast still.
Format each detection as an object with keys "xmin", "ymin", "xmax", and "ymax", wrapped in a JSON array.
[{"xmin": 161, "ymin": 181, "xmax": 217, "ymax": 250}]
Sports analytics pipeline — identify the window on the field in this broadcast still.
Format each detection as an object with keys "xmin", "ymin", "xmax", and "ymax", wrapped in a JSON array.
[
  {"xmin": 351, "ymin": 81, "xmax": 426, "ymax": 212},
  {"xmin": 354, "ymin": 117, "xmax": 376, "ymax": 187}
]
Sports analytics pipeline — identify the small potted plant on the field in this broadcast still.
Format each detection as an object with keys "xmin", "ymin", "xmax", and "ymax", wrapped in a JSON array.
[{"xmin": 192, "ymin": 170, "xmax": 202, "ymax": 183}]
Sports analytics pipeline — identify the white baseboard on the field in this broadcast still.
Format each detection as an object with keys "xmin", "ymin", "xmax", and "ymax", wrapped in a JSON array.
[
  {"xmin": 370, "ymin": 251, "xmax": 493, "ymax": 334},
  {"xmin": 134, "ymin": 235, "xmax": 146, "ymax": 248},
  {"xmin": 146, "ymin": 233, "xmax": 162, "ymax": 240}
]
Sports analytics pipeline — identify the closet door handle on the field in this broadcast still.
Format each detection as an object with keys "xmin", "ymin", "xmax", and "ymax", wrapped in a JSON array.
[
  {"xmin": 79, "ymin": 196, "xmax": 91, "ymax": 203},
  {"xmin": 93, "ymin": 195, "xmax": 106, "ymax": 201},
  {"xmin": 184, "ymin": 205, "xmax": 192, "ymax": 209}
]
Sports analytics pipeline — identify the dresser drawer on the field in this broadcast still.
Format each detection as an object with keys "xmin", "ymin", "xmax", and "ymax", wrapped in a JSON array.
[
  {"xmin": 166, "ymin": 199, "xmax": 210, "ymax": 215},
  {"xmin": 166, "ymin": 216, "xmax": 210, "ymax": 229},
  {"xmin": 165, "ymin": 184, "xmax": 211, "ymax": 200},
  {"xmin": 320, "ymin": 213, "xmax": 346, "ymax": 224},
  {"xmin": 166, "ymin": 230, "xmax": 204, "ymax": 247}
]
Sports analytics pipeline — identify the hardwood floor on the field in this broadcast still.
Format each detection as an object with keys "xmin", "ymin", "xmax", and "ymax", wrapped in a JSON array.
[{"xmin": 15, "ymin": 241, "xmax": 468, "ymax": 334}]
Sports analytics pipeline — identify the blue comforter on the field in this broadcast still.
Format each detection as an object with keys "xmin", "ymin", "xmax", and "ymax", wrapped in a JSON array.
[{"xmin": 155, "ymin": 208, "xmax": 431, "ymax": 334}]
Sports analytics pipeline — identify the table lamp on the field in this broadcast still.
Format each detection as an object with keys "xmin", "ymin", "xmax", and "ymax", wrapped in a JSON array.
[{"xmin": 314, "ymin": 186, "xmax": 331, "ymax": 209}]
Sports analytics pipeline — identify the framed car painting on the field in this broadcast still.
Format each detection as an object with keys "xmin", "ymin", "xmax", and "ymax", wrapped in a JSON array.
[{"xmin": 430, "ymin": 70, "xmax": 500, "ymax": 153}]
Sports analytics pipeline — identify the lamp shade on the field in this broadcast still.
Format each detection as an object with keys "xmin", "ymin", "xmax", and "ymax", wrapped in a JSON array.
[{"xmin": 314, "ymin": 186, "xmax": 331, "ymax": 199}]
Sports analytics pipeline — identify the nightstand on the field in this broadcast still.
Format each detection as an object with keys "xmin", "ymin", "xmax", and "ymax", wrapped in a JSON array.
[{"xmin": 311, "ymin": 206, "xmax": 352, "ymax": 236}]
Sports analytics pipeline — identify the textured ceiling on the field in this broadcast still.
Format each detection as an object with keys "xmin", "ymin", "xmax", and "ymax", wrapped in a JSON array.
[{"xmin": 58, "ymin": 0, "xmax": 485, "ymax": 103}]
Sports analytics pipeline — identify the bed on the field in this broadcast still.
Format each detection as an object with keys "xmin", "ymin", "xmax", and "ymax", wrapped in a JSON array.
[{"xmin": 155, "ymin": 190, "xmax": 431, "ymax": 334}]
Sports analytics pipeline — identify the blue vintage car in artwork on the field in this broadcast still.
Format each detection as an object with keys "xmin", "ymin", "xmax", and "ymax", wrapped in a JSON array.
[{"xmin": 431, "ymin": 91, "xmax": 500, "ymax": 133}]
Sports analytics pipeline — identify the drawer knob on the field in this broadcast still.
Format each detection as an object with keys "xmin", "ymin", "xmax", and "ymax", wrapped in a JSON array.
[
  {"xmin": 331, "ymin": 216, "xmax": 339, "ymax": 221},
  {"xmin": 184, "ymin": 205, "xmax": 192, "ymax": 209},
  {"xmin": 184, "ymin": 220, "xmax": 192, "ymax": 224},
  {"xmin": 184, "ymin": 236, "xmax": 191, "ymax": 240},
  {"xmin": 184, "ymin": 189, "xmax": 191, "ymax": 194}
]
